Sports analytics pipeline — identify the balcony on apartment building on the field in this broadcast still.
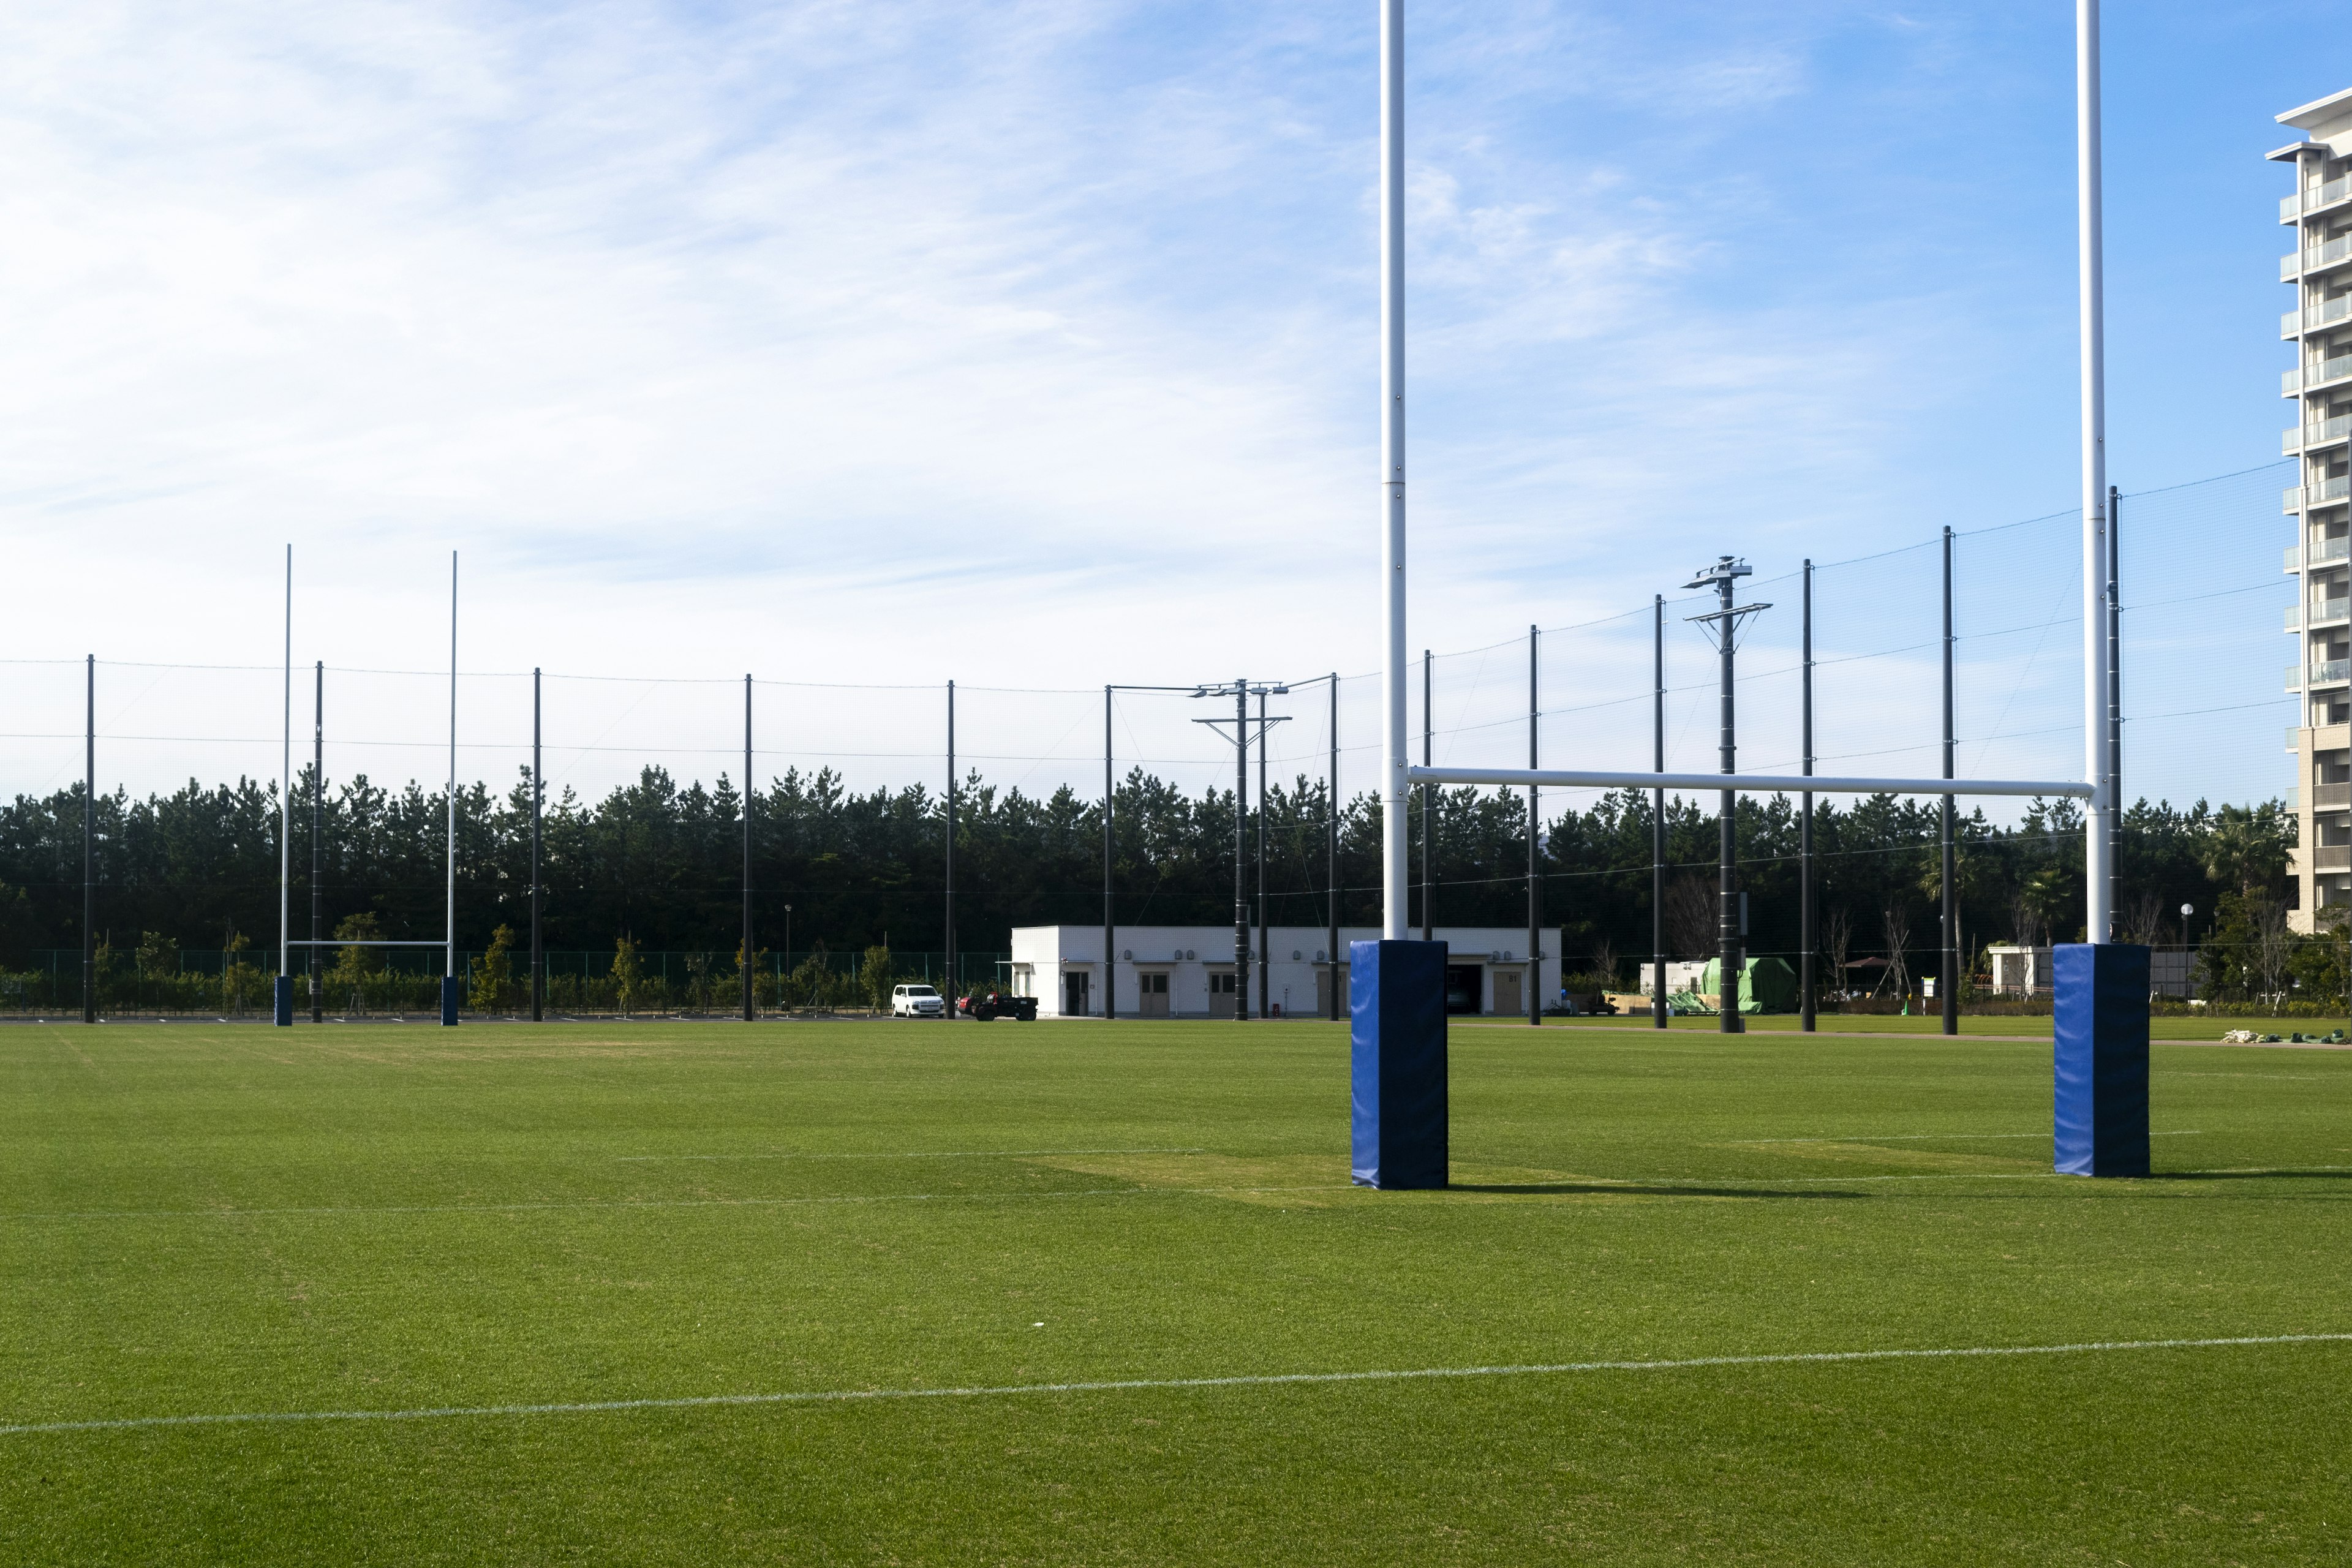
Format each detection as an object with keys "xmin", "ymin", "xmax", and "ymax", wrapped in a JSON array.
[
  {"xmin": 2287, "ymin": 412, "xmax": 2352, "ymax": 454},
  {"xmin": 2283, "ymin": 353, "xmax": 2352, "ymax": 395},
  {"xmin": 2283, "ymin": 175, "xmax": 2352, "ymax": 223},
  {"xmin": 2285, "ymin": 474, "xmax": 2352, "ymax": 511},
  {"xmin": 2288, "ymin": 596, "xmax": 2352, "ymax": 631},
  {"xmin": 2283, "ymin": 232, "xmax": 2352, "ymax": 281},
  {"xmin": 2314, "ymin": 781, "xmax": 2352, "ymax": 810},
  {"xmin": 2318, "ymin": 845, "xmax": 2352, "ymax": 872},
  {"xmin": 2282, "ymin": 294, "xmax": 2352, "ymax": 338},
  {"xmin": 2311, "ymin": 658, "xmax": 2352, "ymax": 690}
]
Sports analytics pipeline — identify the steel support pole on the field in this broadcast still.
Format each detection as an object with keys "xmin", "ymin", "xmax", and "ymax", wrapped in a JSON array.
[
  {"xmin": 1716, "ymin": 573, "xmax": 1741, "ymax": 1035},
  {"xmin": 281, "ymin": 547, "xmax": 292, "ymax": 1011},
  {"xmin": 1329, "ymin": 673, "xmax": 1341, "ymax": 1021},
  {"xmin": 1103, "ymin": 685, "xmax": 1114, "ymax": 1020},
  {"xmin": 2078, "ymin": 0, "xmax": 2113, "ymax": 944},
  {"xmin": 81, "ymin": 655, "xmax": 93, "ymax": 1025},
  {"xmin": 1527, "ymin": 624, "xmax": 1540, "ymax": 1025},
  {"xmin": 1801, "ymin": 563, "xmax": 1815, "ymax": 1033},
  {"xmin": 311, "ymin": 660, "xmax": 322, "ymax": 1023},
  {"xmin": 1378, "ymin": 0, "xmax": 1408, "ymax": 940},
  {"xmin": 1235, "ymin": 679, "xmax": 1250, "ymax": 1021},
  {"xmin": 742, "ymin": 674, "xmax": 755, "ymax": 1022},
  {"xmin": 445, "ymin": 552, "xmax": 457, "ymax": 1004},
  {"xmin": 946, "ymin": 681, "xmax": 956, "ymax": 1002},
  {"xmin": 1421, "ymin": 649, "xmax": 1433, "ymax": 942},
  {"xmin": 1942, "ymin": 526, "xmax": 1959, "ymax": 1036},
  {"xmin": 1257, "ymin": 688, "xmax": 1270, "ymax": 1019},
  {"xmin": 531, "ymin": 667, "xmax": 543, "ymax": 1022},
  {"xmin": 1652, "ymin": 597, "xmax": 1665, "ymax": 1030}
]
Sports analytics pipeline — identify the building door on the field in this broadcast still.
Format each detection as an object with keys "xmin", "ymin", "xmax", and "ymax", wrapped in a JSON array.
[
  {"xmin": 1139, "ymin": 971, "xmax": 1170, "ymax": 1017},
  {"xmin": 1316, "ymin": 965, "xmax": 1350, "ymax": 1017},
  {"xmin": 1444, "ymin": 964, "xmax": 1482, "ymax": 1015},
  {"xmin": 1208, "ymin": 970, "xmax": 1237, "ymax": 1019},
  {"xmin": 1493, "ymin": 968, "xmax": 1521, "ymax": 1019},
  {"xmin": 1064, "ymin": 971, "xmax": 1089, "ymax": 1017}
]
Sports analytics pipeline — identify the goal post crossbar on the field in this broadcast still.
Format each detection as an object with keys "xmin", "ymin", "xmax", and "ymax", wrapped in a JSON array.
[{"xmin": 1407, "ymin": 765, "xmax": 2093, "ymax": 801}]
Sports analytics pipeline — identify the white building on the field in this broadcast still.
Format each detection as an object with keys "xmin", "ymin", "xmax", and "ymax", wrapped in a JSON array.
[
  {"xmin": 1006, "ymin": 925, "xmax": 1561, "ymax": 1019},
  {"xmin": 2275, "ymin": 86, "xmax": 2352, "ymax": 928}
]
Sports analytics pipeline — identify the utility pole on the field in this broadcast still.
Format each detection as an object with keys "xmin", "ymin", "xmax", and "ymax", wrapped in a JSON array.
[
  {"xmin": 1801, "ymin": 562, "xmax": 1815, "ymax": 1033},
  {"xmin": 1192, "ymin": 679, "xmax": 1289, "ymax": 1021},
  {"xmin": 1942, "ymin": 527, "xmax": 1958, "ymax": 1036},
  {"xmin": 1651, "ymin": 597, "xmax": 1665, "ymax": 1030},
  {"xmin": 1685, "ymin": 557, "xmax": 1768, "ymax": 1035},
  {"xmin": 311, "ymin": 661, "xmax": 323, "ymax": 1023},
  {"xmin": 1526, "ymin": 624, "xmax": 1540, "ymax": 1025},
  {"xmin": 1257, "ymin": 687, "xmax": 1270, "ymax": 1019}
]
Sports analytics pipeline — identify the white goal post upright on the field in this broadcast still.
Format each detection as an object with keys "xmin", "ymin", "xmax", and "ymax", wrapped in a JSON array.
[
  {"xmin": 1378, "ymin": 0, "xmax": 1409, "ymax": 941},
  {"xmin": 2078, "ymin": 0, "xmax": 2114, "ymax": 943}
]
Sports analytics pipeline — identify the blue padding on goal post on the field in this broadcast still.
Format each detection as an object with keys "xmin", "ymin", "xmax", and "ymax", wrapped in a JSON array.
[
  {"xmin": 273, "ymin": 975, "xmax": 293, "ymax": 1028},
  {"xmin": 440, "ymin": 975, "xmax": 461, "ymax": 1027},
  {"xmin": 1350, "ymin": 939, "xmax": 1448, "ymax": 1189},
  {"xmin": 2053, "ymin": 943, "xmax": 2149, "ymax": 1178}
]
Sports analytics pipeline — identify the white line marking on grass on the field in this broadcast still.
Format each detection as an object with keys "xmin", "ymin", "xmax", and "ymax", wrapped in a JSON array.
[
  {"xmin": 613, "ymin": 1147, "xmax": 1206, "ymax": 1163},
  {"xmin": 7, "ymin": 1333, "xmax": 2346, "ymax": 1439},
  {"xmin": 1727, "ymin": 1132, "xmax": 2203, "ymax": 1144}
]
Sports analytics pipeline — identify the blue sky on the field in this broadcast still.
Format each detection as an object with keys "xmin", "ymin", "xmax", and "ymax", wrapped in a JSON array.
[{"xmin": 0, "ymin": 1, "xmax": 2326, "ymax": 813}]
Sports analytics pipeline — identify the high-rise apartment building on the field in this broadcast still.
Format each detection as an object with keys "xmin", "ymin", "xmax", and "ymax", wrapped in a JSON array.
[{"xmin": 2274, "ymin": 86, "xmax": 2352, "ymax": 930}]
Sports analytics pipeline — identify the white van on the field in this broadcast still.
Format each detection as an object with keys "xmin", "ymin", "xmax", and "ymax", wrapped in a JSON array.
[{"xmin": 891, "ymin": 983, "xmax": 946, "ymax": 1018}]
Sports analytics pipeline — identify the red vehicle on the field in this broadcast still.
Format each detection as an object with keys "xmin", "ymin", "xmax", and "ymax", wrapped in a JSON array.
[{"xmin": 956, "ymin": 990, "xmax": 1038, "ymax": 1021}]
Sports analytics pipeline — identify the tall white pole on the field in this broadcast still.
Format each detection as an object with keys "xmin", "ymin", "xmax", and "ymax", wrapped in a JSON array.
[
  {"xmin": 447, "ymin": 551, "xmax": 458, "ymax": 978},
  {"xmin": 1379, "ymin": 0, "xmax": 1408, "ymax": 939},
  {"xmin": 2078, "ymin": 0, "xmax": 2113, "ymax": 943},
  {"xmin": 280, "ymin": 545, "xmax": 292, "ymax": 983}
]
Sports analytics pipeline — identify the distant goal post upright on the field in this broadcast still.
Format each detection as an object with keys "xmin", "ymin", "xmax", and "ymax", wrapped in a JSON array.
[
  {"xmin": 276, "ymin": 551, "xmax": 461, "ymax": 1027},
  {"xmin": 1352, "ymin": 0, "xmax": 2136, "ymax": 1189}
]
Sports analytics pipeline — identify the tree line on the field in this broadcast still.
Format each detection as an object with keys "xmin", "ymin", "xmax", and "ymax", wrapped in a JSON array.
[{"xmin": 0, "ymin": 763, "xmax": 2332, "ymax": 1005}]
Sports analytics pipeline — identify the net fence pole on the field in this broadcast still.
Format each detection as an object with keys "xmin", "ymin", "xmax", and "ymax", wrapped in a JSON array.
[
  {"xmin": 311, "ymin": 660, "xmax": 322, "ymax": 1024},
  {"xmin": 82, "ymin": 654, "xmax": 93, "ymax": 1025},
  {"xmin": 278, "ymin": 546, "xmax": 292, "ymax": 1025},
  {"xmin": 742, "ymin": 673, "xmax": 754, "ymax": 1023},
  {"xmin": 1942, "ymin": 525, "xmax": 1959, "ymax": 1036},
  {"xmin": 1801, "ymin": 563, "xmax": 1816, "ymax": 1033},
  {"xmin": 444, "ymin": 551, "xmax": 457, "ymax": 1022},
  {"xmin": 532, "ymin": 668, "xmax": 543, "ymax": 1022},
  {"xmin": 944, "ymin": 680, "xmax": 956, "ymax": 1003},
  {"xmin": 1102, "ymin": 685, "xmax": 1113, "ymax": 1021},
  {"xmin": 1420, "ymin": 648, "xmax": 1432, "ymax": 942},
  {"xmin": 2108, "ymin": 483, "xmax": 2122, "ymax": 922},
  {"xmin": 1651, "ymin": 597, "xmax": 1665, "ymax": 1030},
  {"xmin": 1713, "ymin": 570, "xmax": 1741, "ymax": 1036},
  {"xmin": 1328, "ymin": 673, "xmax": 1340, "ymax": 1022}
]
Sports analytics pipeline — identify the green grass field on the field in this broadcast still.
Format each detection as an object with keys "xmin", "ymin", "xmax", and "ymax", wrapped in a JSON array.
[
  {"xmin": 1528, "ymin": 1012, "xmax": 2351, "ymax": 1040},
  {"xmin": 4, "ymin": 1020, "xmax": 2348, "ymax": 1564}
]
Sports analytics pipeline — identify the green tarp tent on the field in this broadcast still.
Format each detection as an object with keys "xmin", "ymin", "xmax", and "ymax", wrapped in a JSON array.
[{"xmin": 1697, "ymin": 955, "xmax": 1798, "ymax": 1014}]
